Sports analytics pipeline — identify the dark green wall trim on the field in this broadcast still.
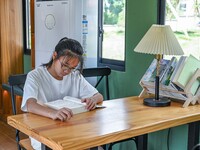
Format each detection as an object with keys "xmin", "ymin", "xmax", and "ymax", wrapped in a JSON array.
[
  {"xmin": 157, "ymin": 0, "xmax": 166, "ymax": 24},
  {"xmin": 23, "ymin": 54, "xmax": 31, "ymax": 73}
]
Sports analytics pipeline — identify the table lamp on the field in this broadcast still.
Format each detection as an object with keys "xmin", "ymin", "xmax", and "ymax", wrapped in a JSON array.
[{"xmin": 134, "ymin": 24, "xmax": 184, "ymax": 107}]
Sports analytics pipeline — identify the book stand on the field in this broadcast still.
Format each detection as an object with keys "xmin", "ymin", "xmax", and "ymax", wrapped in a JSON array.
[{"xmin": 139, "ymin": 68, "xmax": 200, "ymax": 107}]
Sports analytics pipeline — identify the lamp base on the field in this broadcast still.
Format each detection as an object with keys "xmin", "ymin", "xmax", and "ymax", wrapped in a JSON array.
[{"xmin": 143, "ymin": 98, "xmax": 171, "ymax": 107}]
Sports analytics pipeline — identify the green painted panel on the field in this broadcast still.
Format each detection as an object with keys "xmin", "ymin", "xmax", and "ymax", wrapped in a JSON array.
[
  {"xmin": 108, "ymin": 0, "xmax": 156, "ymax": 99},
  {"xmin": 23, "ymin": 54, "xmax": 31, "ymax": 73}
]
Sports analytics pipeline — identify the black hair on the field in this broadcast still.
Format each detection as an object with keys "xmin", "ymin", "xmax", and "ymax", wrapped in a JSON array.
[{"xmin": 42, "ymin": 37, "xmax": 84, "ymax": 72}]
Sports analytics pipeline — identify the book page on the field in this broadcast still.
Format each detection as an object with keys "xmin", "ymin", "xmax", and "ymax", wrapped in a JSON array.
[
  {"xmin": 45, "ymin": 96, "xmax": 88, "ymax": 114},
  {"xmin": 63, "ymin": 96, "xmax": 86, "ymax": 105}
]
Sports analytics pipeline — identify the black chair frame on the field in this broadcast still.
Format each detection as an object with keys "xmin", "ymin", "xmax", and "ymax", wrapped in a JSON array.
[
  {"xmin": 82, "ymin": 66, "xmax": 111, "ymax": 100},
  {"xmin": 8, "ymin": 74, "xmax": 27, "ymax": 150}
]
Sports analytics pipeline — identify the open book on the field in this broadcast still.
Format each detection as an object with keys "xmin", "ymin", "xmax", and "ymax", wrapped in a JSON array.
[
  {"xmin": 45, "ymin": 96, "xmax": 105, "ymax": 114},
  {"xmin": 45, "ymin": 96, "xmax": 88, "ymax": 114}
]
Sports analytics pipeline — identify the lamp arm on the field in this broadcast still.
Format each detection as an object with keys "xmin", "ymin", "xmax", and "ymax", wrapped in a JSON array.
[
  {"xmin": 155, "ymin": 54, "xmax": 162, "ymax": 100},
  {"xmin": 155, "ymin": 75, "xmax": 160, "ymax": 100}
]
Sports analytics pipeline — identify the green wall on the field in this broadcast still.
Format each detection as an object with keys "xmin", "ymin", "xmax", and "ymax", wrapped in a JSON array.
[
  {"xmin": 108, "ymin": 0, "xmax": 156, "ymax": 99},
  {"xmin": 23, "ymin": 0, "xmax": 190, "ymax": 149},
  {"xmin": 23, "ymin": 54, "xmax": 31, "ymax": 73}
]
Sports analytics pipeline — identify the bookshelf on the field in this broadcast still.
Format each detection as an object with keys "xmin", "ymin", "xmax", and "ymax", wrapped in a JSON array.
[{"xmin": 139, "ymin": 56, "xmax": 200, "ymax": 107}]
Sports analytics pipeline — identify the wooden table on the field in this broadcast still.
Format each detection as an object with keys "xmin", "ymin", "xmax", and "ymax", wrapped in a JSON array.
[{"xmin": 7, "ymin": 96, "xmax": 200, "ymax": 150}]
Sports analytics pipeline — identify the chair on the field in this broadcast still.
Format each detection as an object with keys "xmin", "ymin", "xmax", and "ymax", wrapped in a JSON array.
[
  {"xmin": 82, "ymin": 66, "xmax": 111, "ymax": 100},
  {"xmin": 8, "ymin": 74, "xmax": 27, "ymax": 115},
  {"xmin": 8, "ymin": 74, "xmax": 33, "ymax": 150}
]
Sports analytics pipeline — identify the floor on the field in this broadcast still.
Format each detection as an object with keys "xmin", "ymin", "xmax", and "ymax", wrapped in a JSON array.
[{"xmin": 0, "ymin": 120, "xmax": 27, "ymax": 150}]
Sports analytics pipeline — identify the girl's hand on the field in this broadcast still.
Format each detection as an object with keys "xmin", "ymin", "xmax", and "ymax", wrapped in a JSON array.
[
  {"xmin": 81, "ymin": 98, "xmax": 96, "ymax": 111},
  {"xmin": 49, "ymin": 108, "xmax": 73, "ymax": 121}
]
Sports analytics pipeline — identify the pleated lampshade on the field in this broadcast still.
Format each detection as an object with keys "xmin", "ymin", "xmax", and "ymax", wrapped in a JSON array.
[{"xmin": 134, "ymin": 24, "xmax": 184, "ymax": 55}]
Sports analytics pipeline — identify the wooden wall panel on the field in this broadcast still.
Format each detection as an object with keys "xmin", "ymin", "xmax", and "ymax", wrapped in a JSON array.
[
  {"xmin": 0, "ymin": 0, "xmax": 23, "ymax": 121},
  {"xmin": 31, "ymin": 0, "xmax": 35, "ymax": 69}
]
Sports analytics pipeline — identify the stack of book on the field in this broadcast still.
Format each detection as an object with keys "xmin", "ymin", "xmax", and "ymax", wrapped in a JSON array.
[{"xmin": 140, "ymin": 55, "xmax": 200, "ymax": 107}]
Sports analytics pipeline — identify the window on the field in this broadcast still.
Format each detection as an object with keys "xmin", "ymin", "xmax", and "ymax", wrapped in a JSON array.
[
  {"xmin": 98, "ymin": 0, "xmax": 126, "ymax": 71},
  {"xmin": 22, "ymin": 0, "xmax": 31, "ymax": 55},
  {"xmin": 164, "ymin": 0, "xmax": 200, "ymax": 60}
]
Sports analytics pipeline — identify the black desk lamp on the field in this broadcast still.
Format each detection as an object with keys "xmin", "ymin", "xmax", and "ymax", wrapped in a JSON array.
[{"xmin": 134, "ymin": 24, "xmax": 184, "ymax": 107}]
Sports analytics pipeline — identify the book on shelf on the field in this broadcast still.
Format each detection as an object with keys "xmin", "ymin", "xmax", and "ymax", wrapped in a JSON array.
[
  {"xmin": 173, "ymin": 55, "xmax": 200, "ymax": 95},
  {"xmin": 170, "ymin": 56, "xmax": 187, "ymax": 83},
  {"xmin": 140, "ymin": 55, "xmax": 200, "ymax": 107},
  {"xmin": 169, "ymin": 82, "xmax": 184, "ymax": 92},
  {"xmin": 139, "ymin": 56, "xmax": 188, "ymax": 101},
  {"xmin": 140, "ymin": 58, "xmax": 170, "ymax": 83},
  {"xmin": 45, "ymin": 96, "xmax": 88, "ymax": 114},
  {"xmin": 144, "ymin": 86, "xmax": 187, "ymax": 101},
  {"xmin": 160, "ymin": 57, "xmax": 178, "ymax": 86}
]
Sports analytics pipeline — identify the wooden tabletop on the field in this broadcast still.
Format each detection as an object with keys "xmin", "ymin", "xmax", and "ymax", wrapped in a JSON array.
[{"xmin": 7, "ymin": 96, "xmax": 200, "ymax": 150}]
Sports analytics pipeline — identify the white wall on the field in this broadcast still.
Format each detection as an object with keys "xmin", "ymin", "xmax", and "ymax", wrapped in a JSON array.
[{"xmin": 34, "ymin": 0, "xmax": 98, "ymax": 68}]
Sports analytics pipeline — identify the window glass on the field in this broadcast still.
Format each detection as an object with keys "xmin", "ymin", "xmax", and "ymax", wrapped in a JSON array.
[
  {"xmin": 101, "ymin": 0, "xmax": 126, "ymax": 62},
  {"xmin": 165, "ymin": 0, "xmax": 200, "ymax": 59}
]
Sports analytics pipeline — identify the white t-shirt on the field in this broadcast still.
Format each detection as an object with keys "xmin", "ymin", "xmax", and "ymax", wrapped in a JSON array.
[
  {"xmin": 21, "ymin": 66, "xmax": 98, "ymax": 149},
  {"xmin": 21, "ymin": 66, "xmax": 98, "ymax": 111}
]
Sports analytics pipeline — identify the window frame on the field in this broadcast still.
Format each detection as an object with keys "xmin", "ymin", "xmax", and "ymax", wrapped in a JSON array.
[
  {"xmin": 22, "ymin": 0, "xmax": 31, "ymax": 55},
  {"xmin": 160, "ymin": 0, "xmax": 200, "ymax": 60},
  {"xmin": 157, "ymin": 0, "xmax": 166, "ymax": 25},
  {"xmin": 98, "ymin": 0, "xmax": 126, "ymax": 71}
]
